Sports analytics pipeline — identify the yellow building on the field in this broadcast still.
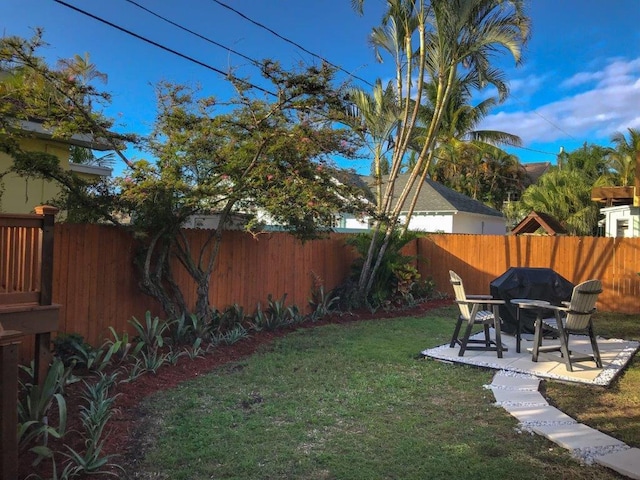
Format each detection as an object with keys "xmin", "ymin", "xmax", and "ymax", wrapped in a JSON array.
[{"xmin": 0, "ymin": 120, "xmax": 112, "ymax": 214}]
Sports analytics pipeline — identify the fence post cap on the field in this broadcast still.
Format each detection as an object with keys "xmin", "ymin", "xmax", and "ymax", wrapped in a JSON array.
[{"xmin": 34, "ymin": 205, "xmax": 59, "ymax": 216}]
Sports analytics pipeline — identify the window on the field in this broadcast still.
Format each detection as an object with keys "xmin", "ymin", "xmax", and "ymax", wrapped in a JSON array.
[{"xmin": 616, "ymin": 218, "xmax": 629, "ymax": 238}]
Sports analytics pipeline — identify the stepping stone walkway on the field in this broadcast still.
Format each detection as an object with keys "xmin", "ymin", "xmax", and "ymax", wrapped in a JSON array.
[{"xmin": 488, "ymin": 370, "xmax": 640, "ymax": 479}]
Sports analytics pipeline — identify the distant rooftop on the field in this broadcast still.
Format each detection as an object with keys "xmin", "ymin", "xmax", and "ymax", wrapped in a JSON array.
[
  {"xmin": 521, "ymin": 162, "xmax": 551, "ymax": 186},
  {"xmin": 363, "ymin": 175, "xmax": 503, "ymax": 218}
]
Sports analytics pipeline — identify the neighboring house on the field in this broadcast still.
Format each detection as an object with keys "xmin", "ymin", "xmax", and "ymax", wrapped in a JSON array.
[
  {"xmin": 0, "ymin": 119, "xmax": 112, "ymax": 214},
  {"xmin": 591, "ymin": 185, "xmax": 640, "ymax": 238},
  {"xmin": 522, "ymin": 161, "xmax": 551, "ymax": 187},
  {"xmin": 338, "ymin": 174, "xmax": 507, "ymax": 235}
]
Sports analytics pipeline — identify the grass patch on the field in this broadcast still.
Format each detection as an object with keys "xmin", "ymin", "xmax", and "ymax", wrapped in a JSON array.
[
  {"xmin": 544, "ymin": 311, "xmax": 640, "ymax": 448},
  {"xmin": 130, "ymin": 306, "xmax": 624, "ymax": 479}
]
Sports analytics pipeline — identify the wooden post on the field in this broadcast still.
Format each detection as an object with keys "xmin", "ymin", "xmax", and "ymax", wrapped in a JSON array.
[
  {"xmin": 34, "ymin": 205, "xmax": 58, "ymax": 306},
  {"xmin": 33, "ymin": 206, "xmax": 58, "ymax": 386},
  {"xmin": 0, "ymin": 329, "xmax": 23, "ymax": 480}
]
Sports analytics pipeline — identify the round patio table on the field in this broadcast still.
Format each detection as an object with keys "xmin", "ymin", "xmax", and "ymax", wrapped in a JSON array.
[{"xmin": 510, "ymin": 299, "xmax": 551, "ymax": 354}]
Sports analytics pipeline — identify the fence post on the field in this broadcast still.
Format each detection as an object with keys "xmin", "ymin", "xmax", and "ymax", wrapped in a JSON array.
[
  {"xmin": 0, "ymin": 327, "xmax": 23, "ymax": 480},
  {"xmin": 33, "ymin": 205, "xmax": 58, "ymax": 386}
]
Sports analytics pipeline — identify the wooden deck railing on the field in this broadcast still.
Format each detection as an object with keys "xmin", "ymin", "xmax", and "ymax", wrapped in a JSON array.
[{"xmin": 0, "ymin": 205, "xmax": 60, "ymax": 480}]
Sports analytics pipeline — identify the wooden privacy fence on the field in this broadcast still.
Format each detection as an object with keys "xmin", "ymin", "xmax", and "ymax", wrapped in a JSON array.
[
  {"xmin": 40, "ymin": 225, "xmax": 358, "ymax": 362},
  {"xmin": 15, "ymin": 225, "xmax": 640, "ymax": 362},
  {"xmin": 418, "ymin": 234, "xmax": 640, "ymax": 314}
]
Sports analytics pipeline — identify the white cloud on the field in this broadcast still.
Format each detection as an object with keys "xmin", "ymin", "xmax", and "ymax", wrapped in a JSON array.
[{"xmin": 481, "ymin": 57, "xmax": 640, "ymax": 146}]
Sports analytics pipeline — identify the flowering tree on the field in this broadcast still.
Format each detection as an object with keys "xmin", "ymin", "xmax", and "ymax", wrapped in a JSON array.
[
  {"xmin": 117, "ymin": 62, "xmax": 369, "ymax": 320},
  {"xmin": 1, "ymin": 32, "xmax": 369, "ymax": 320}
]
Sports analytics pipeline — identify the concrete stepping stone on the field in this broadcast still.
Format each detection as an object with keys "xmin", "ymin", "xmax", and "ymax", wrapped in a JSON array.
[
  {"xmin": 504, "ymin": 404, "xmax": 577, "ymax": 425},
  {"xmin": 490, "ymin": 386, "xmax": 547, "ymax": 405},
  {"xmin": 532, "ymin": 421, "xmax": 625, "ymax": 451},
  {"xmin": 596, "ymin": 448, "xmax": 640, "ymax": 480}
]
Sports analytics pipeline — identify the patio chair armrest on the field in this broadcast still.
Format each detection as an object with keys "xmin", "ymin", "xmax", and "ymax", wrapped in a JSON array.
[
  {"xmin": 466, "ymin": 294, "xmax": 493, "ymax": 300},
  {"xmin": 457, "ymin": 298, "xmax": 504, "ymax": 305}
]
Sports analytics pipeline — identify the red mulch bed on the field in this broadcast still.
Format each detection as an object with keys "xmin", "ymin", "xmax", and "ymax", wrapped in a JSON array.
[{"xmin": 18, "ymin": 298, "xmax": 452, "ymax": 479}]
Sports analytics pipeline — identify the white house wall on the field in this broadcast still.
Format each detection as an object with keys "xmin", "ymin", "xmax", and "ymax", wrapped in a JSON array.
[
  {"xmin": 339, "ymin": 212, "xmax": 506, "ymax": 235},
  {"xmin": 453, "ymin": 212, "xmax": 506, "ymax": 235},
  {"xmin": 399, "ymin": 213, "xmax": 454, "ymax": 233},
  {"xmin": 600, "ymin": 205, "xmax": 640, "ymax": 237}
]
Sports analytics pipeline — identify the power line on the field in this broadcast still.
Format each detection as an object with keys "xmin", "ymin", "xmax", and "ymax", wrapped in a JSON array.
[
  {"xmin": 53, "ymin": 0, "xmax": 277, "ymax": 97},
  {"xmin": 210, "ymin": 0, "xmax": 374, "ymax": 88},
  {"xmin": 123, "ymin": 0, "xmax": 260, "ymax": 67},
  {"xmin": 509, "ymin": 91, "xmax": 581, "ymax": 143},
  {"xmin": 508, "ymin": 144, "xmax": 559, "ymax": 156}
]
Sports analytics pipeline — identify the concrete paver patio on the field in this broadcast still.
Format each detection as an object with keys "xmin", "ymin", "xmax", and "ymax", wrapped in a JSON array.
[{"xmin": 421, "ymin": 332, "xmax": 640, "ymax": 478}]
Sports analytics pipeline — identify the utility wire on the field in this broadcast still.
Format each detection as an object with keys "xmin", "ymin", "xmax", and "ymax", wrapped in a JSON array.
[
  {"xmin": 123, "ymin": 0, "xmax": 260, "ymax": 67},
  {"xmin": 53, "ymin": 0, "xmax": 277, "ymax": 97},
  {"xmin": 54, "ymin": 0, "xmax": 577, "ymax": 163},
  {"xmin": 210, "ymin": 0, "xmax": 374, "ymax": 88}
]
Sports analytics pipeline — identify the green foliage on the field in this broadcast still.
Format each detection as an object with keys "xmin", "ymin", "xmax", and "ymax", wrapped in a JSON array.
[
  {"xmin": 212, "ymin": 324, "xmax": 249, "ymax": 345},
  {"xmin": 250, "ymin": 293, "xmax": 299, "ymax": 331},
  {"xmin": 184, "ymin": 337, "xmax": 206, "ymax": 360},
  {"xmin": 308, "ymin": 274, "xmax": 340, "ymax": 321},
  {"xmin": 52, "ymin": 333, "xmax": 90, "ymax": 367},
  {"xmin": 517, "ymin": 165, "xmax": 601, "ymax": 236},
  {"xmin": 18, "ymin": 358, "xmax": 68, "ymax": 464},
  {"xmin": 62, "ymin": 372, "xmax": 123, "ymax": 477},
  {"xmin": 347, "ymin": 229, "xmax": 426, "ymax": 309},
  {"xmin": 0, "ymin": 31, "xmax": 131, "ymax": 224},
  {"xmin": 217, "ymin": 304, "xmax": 247, "ymax": 333},
  {"xmin": 129, "ymin": 311, "xmax": 170, "ymax": 352},
  {"xmin": 115, "ymin": 61, "xmax": 370, "ymax": 322},
  {"xmin": 139, "ymin": 348, "xmax": 169, "ymax": 374},
  {"xmin": 103, "ymin": 327, "xmax": 144, "ymax": 364}
]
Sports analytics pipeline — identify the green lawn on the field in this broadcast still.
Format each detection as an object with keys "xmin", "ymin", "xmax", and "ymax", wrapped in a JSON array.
[{"xmin": 127, "ymin": 306, "xmax": 633, "ymax": 479}]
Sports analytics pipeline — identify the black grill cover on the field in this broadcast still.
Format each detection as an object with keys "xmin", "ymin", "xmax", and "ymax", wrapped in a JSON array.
[{"xmin": 489, "ymin": 267, "xmax": 574, "ymax": 334}]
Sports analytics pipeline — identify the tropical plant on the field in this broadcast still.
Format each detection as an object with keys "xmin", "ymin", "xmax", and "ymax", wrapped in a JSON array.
[
  {"xmin": 608, "ymin": 128, "xmax": 640, "ymax": 186},
  {"xmin": 18, "ymin": 358, "xmax": 68, "ymax": 464},
  {"xmin": 62, "ymin": 372, "xmax": 122, "ymax": 477},
  {"xmin": 410, "ymin": 77, "xmax": 525, "ymax": 211},
  {"xmin": 309, "ymin": 273, "xmax": 340, "ymax": 321},
  {"xmin": 103, "ymin": 327, "xmax": 144, "ymax": 364},
  {"xmin": 184, "ymin": 337, "xmax": 206, "ymax": 360},
  {"xmin": 347, "ymin": 229, "xmax": 423, "ymax": 309},
  {"xmin": 344, "ymin": 79, "xmax": 400, "ymax": 210},
  {"xmin": 129, "ymin": 311, "xmax": 170, "ymax": 352},
  {"xmin": 518, "ymin": 168, "xmax": 600, "ymax": 236},
  {"xmin": 249, "ymin": 295, "xmax": 292, "ymax": 332},
  {"xmin": 213, "ymin": 324, "xmax": 249, "ymax": 345},
  {"xmin": 139, "ymin": 348, "xmax": 169, "ymax": 374},
  {"xmin": 349, "ymin": 0, "xmax": 530, "ymax": 300}
]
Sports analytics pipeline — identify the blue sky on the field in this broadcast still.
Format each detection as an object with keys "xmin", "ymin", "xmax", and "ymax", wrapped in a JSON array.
[{"xmin": 3, "ymin": 0, "xmax": 640, "ymax": 176}]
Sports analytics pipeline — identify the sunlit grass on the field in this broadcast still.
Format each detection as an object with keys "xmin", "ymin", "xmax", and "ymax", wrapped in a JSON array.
[{"xmin": 128, "ymin": 306, "xmax": 626, "ymax": 479}]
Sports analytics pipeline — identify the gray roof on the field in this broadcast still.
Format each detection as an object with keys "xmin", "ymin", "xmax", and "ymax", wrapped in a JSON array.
[{"xmin": 364, "ymin": 174, "xmax": 504, "ymax": 218}]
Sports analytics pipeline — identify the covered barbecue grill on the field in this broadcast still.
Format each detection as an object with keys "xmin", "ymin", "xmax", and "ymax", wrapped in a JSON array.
[{"xmin": 489, "ymin": 267, "xmax": 574, "ymax": 334}]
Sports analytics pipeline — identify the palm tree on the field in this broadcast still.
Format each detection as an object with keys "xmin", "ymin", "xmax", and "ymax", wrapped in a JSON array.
[
  {"xmin": 519, "ymin": 168, "xmax": 599, "ymax": 236},
  {"xmin": 344, "ymin": 79, "xmax": 400, "ymax": 212},
  {"xmin": 351, "ymin": 0, "xmax": 530, "ymax": 299},
  {"xmin": 409, "ymin": 76, "xmax": 523, "ymax": 211},
  {"xmin": 609, "ymin": 128, "xmax": 640, "ymax": 186}
]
